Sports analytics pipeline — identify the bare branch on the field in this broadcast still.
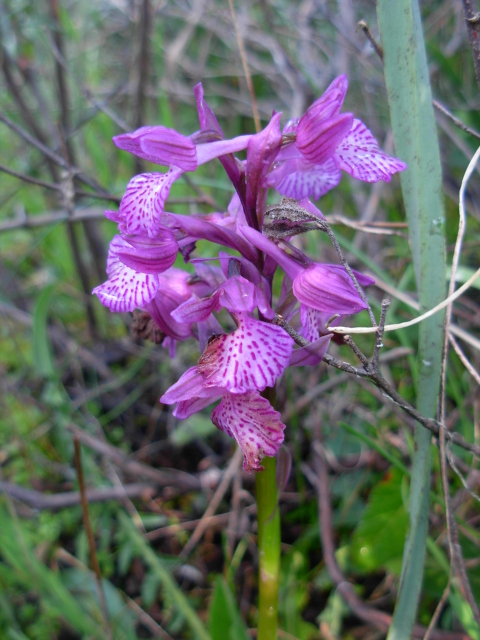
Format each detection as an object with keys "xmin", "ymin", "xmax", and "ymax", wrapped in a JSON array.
[{"xmin": 272, "ymin": 314, "xmax": 480, "ymax": 457}]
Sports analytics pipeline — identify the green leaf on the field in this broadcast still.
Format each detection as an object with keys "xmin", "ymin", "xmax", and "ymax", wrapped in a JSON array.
[
  {"xmin": 208, "ymin": 576, "xmax": 249, "ymax": 640},
  {"xmin": 351, "ymin": 469, "xmax": 408, "ymax": 574},
  {"xmin": 377, "ymin": 1, "xmax": 446, "ymax": 638},
  {"xmin": 119, "ymin": 512, "xmax": 211, "ymax": 640},
  {"xmin": 447, "ymin": 265, "xmax": 480, "ymax": 290},
  {"xmin": 449, "ymin": 590, "xmax": 480, "ymax": 640},
  {"xmin": 171, "ymin": 413, "xmax": 217, "ymax": 446},
  {"xmin": 0, "ymin": 508, "xmax": 103, "ymax": 638},
  {"xmin": 33, "ymin": 285, "xmax": 57, "ymax": 378}
]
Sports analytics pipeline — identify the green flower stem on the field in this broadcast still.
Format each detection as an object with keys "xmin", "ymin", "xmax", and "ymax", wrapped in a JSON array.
[{"xmin": 256, "ymin": 455, "xmax": 280, "ymax": 640}]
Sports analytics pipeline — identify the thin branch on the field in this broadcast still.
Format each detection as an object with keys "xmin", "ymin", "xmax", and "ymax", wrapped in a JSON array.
[
  {"xmin": 461, "ymin": 0, "xmax": 480, "ymax": 93},
  {"xmin": 372, "ymin": 275, "xmax": 480, "ymax": 353},
  {"xmin": 423, "ymin": 581, "xmax": 451, "ymax": 640},
  {"xmin": 73, "ymin": 439, "xmax": 113, "ymax": 640},
  {"xmin": 67, "ymin": 423, "xmax": 203, "ymax": 492},
  {"xmin": 44, "ymin": 30, "xmax": 129, "ymax": 132},
  {"xmin": 329, "ymin": 264, "xmax": 480, "ymax": 335},
  {"xmin": 0, "ymin": 480, "xmax": 154, "ymax": 511},
  {"xmin": 357, "ymin": 20, "xmax": 384, "ymax": 59},
  {"xmin": 146, "ymin": 505, "xmax": 257, "ymax": 542},
  {"xmin": 449, "ymin": 333, "xmax": 480, "ymax": 385},
  {"xmin": 133, "ymin": 0, "xmax": 152, "ymax": 175},
  {"xmin": 0, "ymin": 109, "xmax": 70, "ymax": 168},
  {"xmin": 272, "ymin": 314, "xmax": 480, "ymax": 457},
  {"xmin": 325, "ymin": 213, "xmax": 408, "ymax": 237},
  {"xmin": 0, "ymin": 162, "xmax": 62, "ymax": 191},
  {"xmin": 437, "ymin": 141, "xmax": 480, "ymax": 627},
  {"xmin": 434, "ymin": 99, "xmax": 480, "ymax": 142},
  {"xmin": 0, "ymin": 301, "xmax": 113, "ymax": 379},
  {"xmin": 179, "ymin": 448, "xmax": 243, "ymax": 558},
  {"xmin": 227, "ymin": 0, "xmax": 261, "ymax": 133},
  {"xmin": 373, "ymin": 299, "xmax": 390, "ymax": 370}
]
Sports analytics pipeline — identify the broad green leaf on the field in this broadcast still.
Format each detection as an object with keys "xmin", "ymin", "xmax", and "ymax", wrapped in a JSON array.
[
  {"xmin": 351, "ymin": 469, "xmax": 408, "ymax": 574},
  {"xmin": 377, "ymin": 2, "xmax": 446, "ymax": 639},
  {"xmin": 208, "ymin": 576, "xmax": 249, "ymax": 640}
]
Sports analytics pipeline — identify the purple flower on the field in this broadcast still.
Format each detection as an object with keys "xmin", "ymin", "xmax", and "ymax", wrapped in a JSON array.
[
  {"xmin": 93, "ymin": 79, "xmax": 400, "ymax": 472},
  {"xmin": 266, "ymin": 75, "xmax": 407, "ymax": 200}
]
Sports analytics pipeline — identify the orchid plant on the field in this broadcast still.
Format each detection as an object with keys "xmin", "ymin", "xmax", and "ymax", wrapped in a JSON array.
[{"xmin": 93, "ymin": 75, "xmax": 406, "ymax": 638}]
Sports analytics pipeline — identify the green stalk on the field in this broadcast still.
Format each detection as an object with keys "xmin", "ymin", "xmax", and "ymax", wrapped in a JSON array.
[{"xmin": 256, "ymin": 455, "xmax": 281, "ymax": 640}]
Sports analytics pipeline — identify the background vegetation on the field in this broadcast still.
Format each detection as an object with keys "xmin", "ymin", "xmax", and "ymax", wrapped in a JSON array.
[{"xmin": 0, "ymin": 0, "xmax": 479, "ymax": 638}]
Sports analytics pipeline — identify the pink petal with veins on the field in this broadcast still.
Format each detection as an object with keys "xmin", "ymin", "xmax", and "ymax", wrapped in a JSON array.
[
  {"xmin": 266, "ymin": 157, "xmax": 341, "ymax": 200},
  {"xmin": 211, "ymin": 391, "xmax": 285, "ymax": 472},
  {"xmin": 293, "ymin": 264, "xmax": 368, "ymax": 315},
  {"xmin": 113, "ymin": 126, "xmax": 197, "ymax": 170},
  {"xmin": 334, "ymin": 119, "xmax": 407, "ymax": 182},
  {"xmin": 116, "ymin": 229, "xmax": 178, "ymax": 274},
  {"xmin": 304, "ymin": 75, "xmax": 348, "ymax": 121},
  {"xmin": 297, "ymin": 112, "xmax": 353, "ymax": 165},
  {"xmin": 120, "ymin": 169, "xmax": 183, "ymax": 238},
  {"xmin": 174, "ymin": 395, "xmax": 222, "ymax": 419},
  {"xmin": 161, "ymin": 366, "xmax": 221, "ymax": 404},
  {"xmin": 92, "ymin": 236, "xmax": 159, "ymax": 312},
  {"xmin": 197, "ymin": 313, "xmax": 294, "ymax": 393}
]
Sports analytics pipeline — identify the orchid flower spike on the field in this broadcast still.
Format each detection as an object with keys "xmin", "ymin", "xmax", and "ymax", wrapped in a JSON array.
[{"xmin": 93, "ymin": 80, "xmax": 405, "ymax": 471}]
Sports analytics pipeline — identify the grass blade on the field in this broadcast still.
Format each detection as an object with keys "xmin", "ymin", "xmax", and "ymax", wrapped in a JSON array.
[
  {"xmin": 376, "ymin": 2, "xmax": 446, "ymax": 638},
  {"xmin": 119, "ymin": 513, "xmax": 211, "ymax": 640}
]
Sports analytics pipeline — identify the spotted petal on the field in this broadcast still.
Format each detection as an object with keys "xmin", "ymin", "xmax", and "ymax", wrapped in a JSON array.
[
  {"xmin": 334, "ymin": 119, "xmax": 407, "ymax": 182},
  {"xmin": 120, "ymin": 169, "xmax": 183, "ymax": 238},
  {"xmin": 211, "ymin": 392, "xmax": 285, "ymax": 472},
  {"xmin": 197, "ymin": 312, "xmax": 293, "ymax": 393},
  {"xmin": 300, "ymin": 305, "xmax": 322, "ymax": 342},
  {"xmin": 93, "ymin": 236, "xmax": 159, "ymax": 312}
]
